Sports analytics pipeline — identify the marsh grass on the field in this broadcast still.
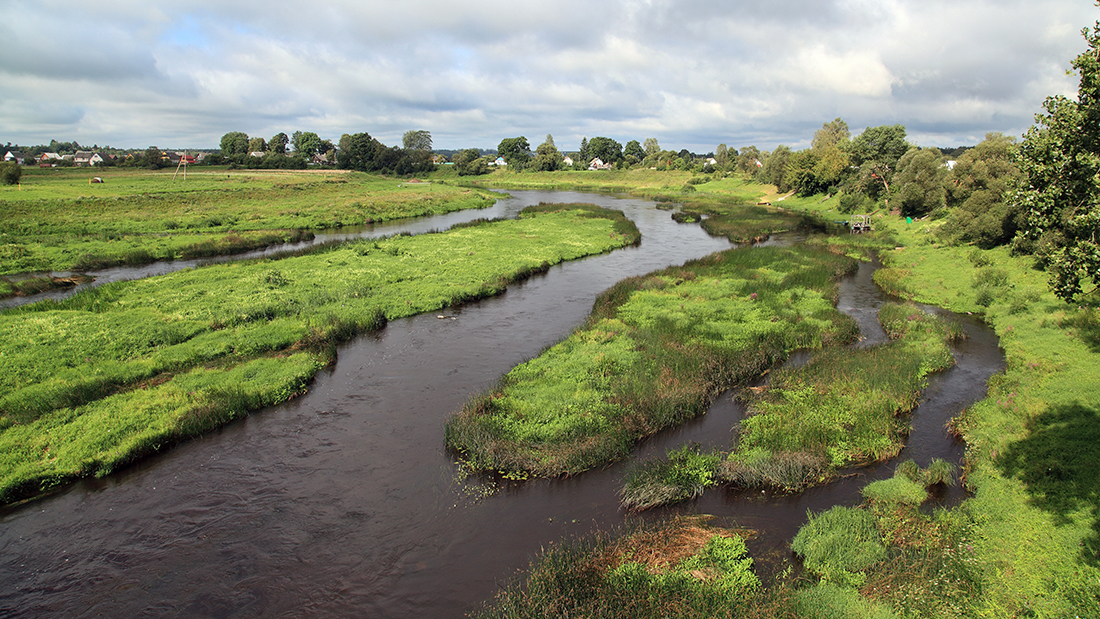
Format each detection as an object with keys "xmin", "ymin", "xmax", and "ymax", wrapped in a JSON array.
[
  {"xmin": 446, "ymin": 245, "xmax": 859, "ymax": 477},
  {"xmin": 727, "ymin": 302, "xmax": 960, "ymax": 490},
  {"xmin": 791, "ymin": 505, "xmax": 886, "ymax": 586},
  {"xmin": 699, "ymin": 205, "xmax": 824, "ymax": 244},
  {"xmin": 0, "ymin": 206, "xmax": 636, "ymax": 504},
  {"xmin": 474, "ymin": 517, "xmax": 759, "ymax": 619},
  {"xmin": 620, "ymin": 444, "xmax": 721, "ymax": 511}
]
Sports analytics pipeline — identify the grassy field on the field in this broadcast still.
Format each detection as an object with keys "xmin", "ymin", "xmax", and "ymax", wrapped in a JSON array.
[
  {"xmin": 445, "ymin": 243, "xmax": 859, "ymax": 478},
  {"xmin": 0, "ymin": 167, "xmax": 498, "ymax": 277},
  {"xmin": 0, "ymin": 203, "xmax": 639, "ymax": 505}
]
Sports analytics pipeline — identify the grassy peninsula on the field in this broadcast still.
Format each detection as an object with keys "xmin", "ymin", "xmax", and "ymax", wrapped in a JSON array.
[{"xmin": 0, "ymin": 203, "xmax": 639, "ymax": 504}]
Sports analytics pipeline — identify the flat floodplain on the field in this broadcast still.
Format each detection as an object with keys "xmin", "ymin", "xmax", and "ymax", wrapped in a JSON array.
[
  {"xmin": 0, "ymin": 167, "xmax": 499, "ymax": 276},
  {"xmin": 0, "ymin": 204, "xmax": 639, "ymax": 504}
]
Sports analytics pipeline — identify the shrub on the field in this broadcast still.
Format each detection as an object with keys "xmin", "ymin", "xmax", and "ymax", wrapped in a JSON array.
[{"xmin": 0, "ymin": 161, "xmax": 22, "ymax": 185}]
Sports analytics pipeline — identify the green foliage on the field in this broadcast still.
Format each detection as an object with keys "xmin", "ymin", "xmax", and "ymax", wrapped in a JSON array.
[
  {"xmin": 620, "ymin": 444, "xmax": 721, "ymax": 510},
  {"xmin": 795, "ymin": 583, "xmax": 899, "ymax": 619},
  {"xmin": 219, "ymin": 131, "xmax": 249, "ymax": 156},
  {"xmin": 792, "ymin": 505, "xmax": 886, "ymax": 586},
  {"xmin": 1012, "ymin": 21, "xmax": 1100, "ymax": 303},
  {"xmin": 447, "ymin": 245, "xmax": 858, "ymax": 477},
  {"xmin": 862, "ymin": 474, "xmax": 928, "ymax": 506},
  {"xmin": 0, "ymin": 161, "xmax": 22, "ymax": 185},
  {"xmin": 731, "ymin": 302, "xmax": 957, "ymax": 485},
  {"xmin": 893, "ymin": 147, "xmax": 947, "ymax": 217},
  {"xmin": 497, "ymin": 136, "xmax": 531, "ymax": 169},
  {"xmin": 475, "ymin": 519, "xmax": 759, "ymax": 619},
  {"xmin": 0, "ymin": 207, "xmax": 636, "ymax": 504},
  {"xmin": 944, "ymin": 132, "xmax": 1023, "ymax": 248}
]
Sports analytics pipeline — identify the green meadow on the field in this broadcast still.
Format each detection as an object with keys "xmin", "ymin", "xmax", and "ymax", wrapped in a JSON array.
[
  {"xmin": 445, "ymin": 243, "xmax": 859, "ymax": 477},
  {"xmin": 0, "ymin": 167, "xmax": 498, "ymax": 277},
  {"xmin": 0, "ymin": 203, "xmax": 638, "ymax": 504}
]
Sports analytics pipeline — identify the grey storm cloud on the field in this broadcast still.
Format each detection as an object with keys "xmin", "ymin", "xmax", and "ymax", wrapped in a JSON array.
[{"xmin": 0, "ymin": 0, "xmax": 1095, "ymax": 152}]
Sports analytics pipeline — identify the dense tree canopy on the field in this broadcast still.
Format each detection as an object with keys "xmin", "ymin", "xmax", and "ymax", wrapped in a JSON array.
[
  {"xmin": 945, "ymin": 133, "xmax": 1023, "ymax": 248},
  {"xmin": 497, "ymin": 136, "xmax": 531, "ymax": 168},
  {"xmin": 1013, "ymin": 19, "xmax": 1100, "ymax": 303},
  {"xmin": 402, "ymin": 130, "xmax": 432, "ymax": 151},
  {"xmin": 534, "ymin": 134, "xmax": 561, "ymax": 171},
  {"xmin": 587, "ymin": 137, "xmax": 623, "ymax": 164},
  {"xmin": 219, "ymin": 131, "xmax": 249, "ymax": 156},
  {"xmin": 893, "ymin": 147, "xmax": 947, "ymax": 217},
  {"xmin": 292, "ymin": 131, "xmax": 322, "ymax": 157},
  {"xmin": 269, "ymin": 132, "xmax": 289, "ymax": 156}
]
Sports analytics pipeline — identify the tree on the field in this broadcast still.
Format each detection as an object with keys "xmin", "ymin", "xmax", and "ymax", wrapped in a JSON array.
[
  {"xmin": 944, "ymin": 133, "xmax": 1023, "ymax": 248},
  {"xmin": 270, "ymin": 132, "xmax": 289, "ymax": 156},
  {"xmin": 454, "ymin": 148, "xmax": 489, "ymax": 176},
  {"xmin": 338, "ymin": 132, "xmax": 381, "ymax": 172},
  {"xmin": 497, "ymin": 136, "xmax": 531, "ymax": 169},
  {"xmin": 220, "ymin": 131, "xmax": 249, "ymax": 157},
  {"xmin": 248, "ymin": 137, "xmax": 267, "ymax": 154},
  {"xmin": 624, "ymin": 140, "xmax": 645, "ymax": 162},
  {"xmin": 812, "ymin": 118, "xmax": 850, "ymax": 153},
  {"xmin": 893, "ymin": 147, "xmax": 947, "ymax": 217},
  {"xmin": 0, "ymin": 161, "xmax": 21, "ymax": 185},
  {"xmin": 1013, "ymin": 18, "xmax": 1100, "ymax": 303},
  {"xmin": 848, "ymin": 124, "xmax": 910, "ymax": 207},
  {"xmin": 533, "ymin": 134, "xmax": 561, "ymax": 171},
  {"xmin": 402, "ymin": 130, "xmax": 433, "ymax": 151},
  {"xmin": 760, "ymin": 145, "xmax": 791, "ymax": 191},
  {"xmin": 578, "ymin": 137, "xmax": 590, "ymax": 163},
  {"xmin": 292, "ymin": 131, "xmax": 322, "ymax": 157},
  {"xmin": 643, "ymin": 137, "xmax": 660, "ymax": 157},
  {"xmin": 587, "ymin": 137, "xmax": 623, "ymax": 164},
  {"xmin": 735, "ymin": 146, "xmax": 762, "ymax": 176}
]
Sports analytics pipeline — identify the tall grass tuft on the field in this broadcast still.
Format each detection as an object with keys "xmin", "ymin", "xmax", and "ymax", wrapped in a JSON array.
[
  {"xmin": 791, "ymin": 505, "xmax": 886, "ymax": 586},
  {"xmin": 473, "ymin": 517, "xmax": 759, "ymax": 619},
  {"xmin": 620, "ymin": 444, "xmax": 721, "ymax": 511}
]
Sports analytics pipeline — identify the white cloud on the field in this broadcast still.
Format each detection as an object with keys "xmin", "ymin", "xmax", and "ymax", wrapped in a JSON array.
[{"xmin": 0, "ymin": 0, "xmax": 1096, "ymax": 151}]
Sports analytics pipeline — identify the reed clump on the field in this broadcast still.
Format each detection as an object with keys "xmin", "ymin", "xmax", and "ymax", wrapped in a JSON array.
[{"xmin": 474, "ymin": 517, "xmax": 759, "ymax": 619}]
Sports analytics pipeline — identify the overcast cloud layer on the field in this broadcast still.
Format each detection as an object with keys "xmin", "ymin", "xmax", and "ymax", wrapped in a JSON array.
[{"xmin": 1, "ymin": 1, "xmax": 1096, "ymax": 152}]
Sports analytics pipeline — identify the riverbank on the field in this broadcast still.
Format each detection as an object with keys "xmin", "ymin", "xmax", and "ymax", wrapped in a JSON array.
[{"xmin": 0, "ymin": 204, "xmax": 639, "ymax": 505}]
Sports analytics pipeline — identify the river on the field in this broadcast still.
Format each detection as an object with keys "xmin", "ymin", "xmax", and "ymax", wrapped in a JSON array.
[{"xmin": 0, "ymin": 190, "xmax": 1003, "ymax": 618}]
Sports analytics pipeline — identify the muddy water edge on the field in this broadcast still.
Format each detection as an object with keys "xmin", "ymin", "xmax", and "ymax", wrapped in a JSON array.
[{"xmin": 0, "ymin": 190, "xmax": 1003, "ymax": 618}]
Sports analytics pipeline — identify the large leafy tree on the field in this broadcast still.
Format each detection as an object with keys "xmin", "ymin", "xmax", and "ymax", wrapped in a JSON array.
[
  {"xmin": 1014, "ymin": 18, "xmax": 1100, "ymax": 303},
  {"xmin": 533, "ymin": 134, "xmax": 561, "ymax": 171},
  {"xmin": 269, "ymin": 132, "xmax": 289, "ymax": 156},
  {"xmin": 946, "ymin": 132, "xmax": 1023, "ymax": 248},
  {"xmin": 497, "ymin": 136, "xmax": 531, "ymax": 169},
  {"xmin": 848, "ymin": 124, "xmax": 910, "ymax": 207},
  {"xmin": 893, "ymin": 147, "xmax": 947, "ymax": 217},
  {"xmin": 587, "ymin": 137, "xmax": 623, "ymax": 164},
  {"xmin": 402, "ymin": 130, "xmax": 432, "ymax": 151},
  {"xmin": 292, "ymin": 131, "xmax": 322, "ymax": 157},
  {"xmin": 219, "ymin": 131, "xmax": 249, "ymax": 157}
]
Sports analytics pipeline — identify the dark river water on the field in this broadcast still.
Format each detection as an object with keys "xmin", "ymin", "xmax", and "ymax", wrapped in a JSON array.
[{"xmin": 0, "ymin": 191, "xmax": 1003, "ymax": 618}]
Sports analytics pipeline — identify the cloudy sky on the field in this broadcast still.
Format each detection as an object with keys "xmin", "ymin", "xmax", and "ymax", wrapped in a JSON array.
[{"xmin": 1, "ymin": 0, "xmax": 1095, "ymax": 153}]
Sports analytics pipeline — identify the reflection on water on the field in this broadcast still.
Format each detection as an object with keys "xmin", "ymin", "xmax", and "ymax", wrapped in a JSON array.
[{"xmin": 0, "ymin": 192, "xmax": 1002, "ymax": 619}]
